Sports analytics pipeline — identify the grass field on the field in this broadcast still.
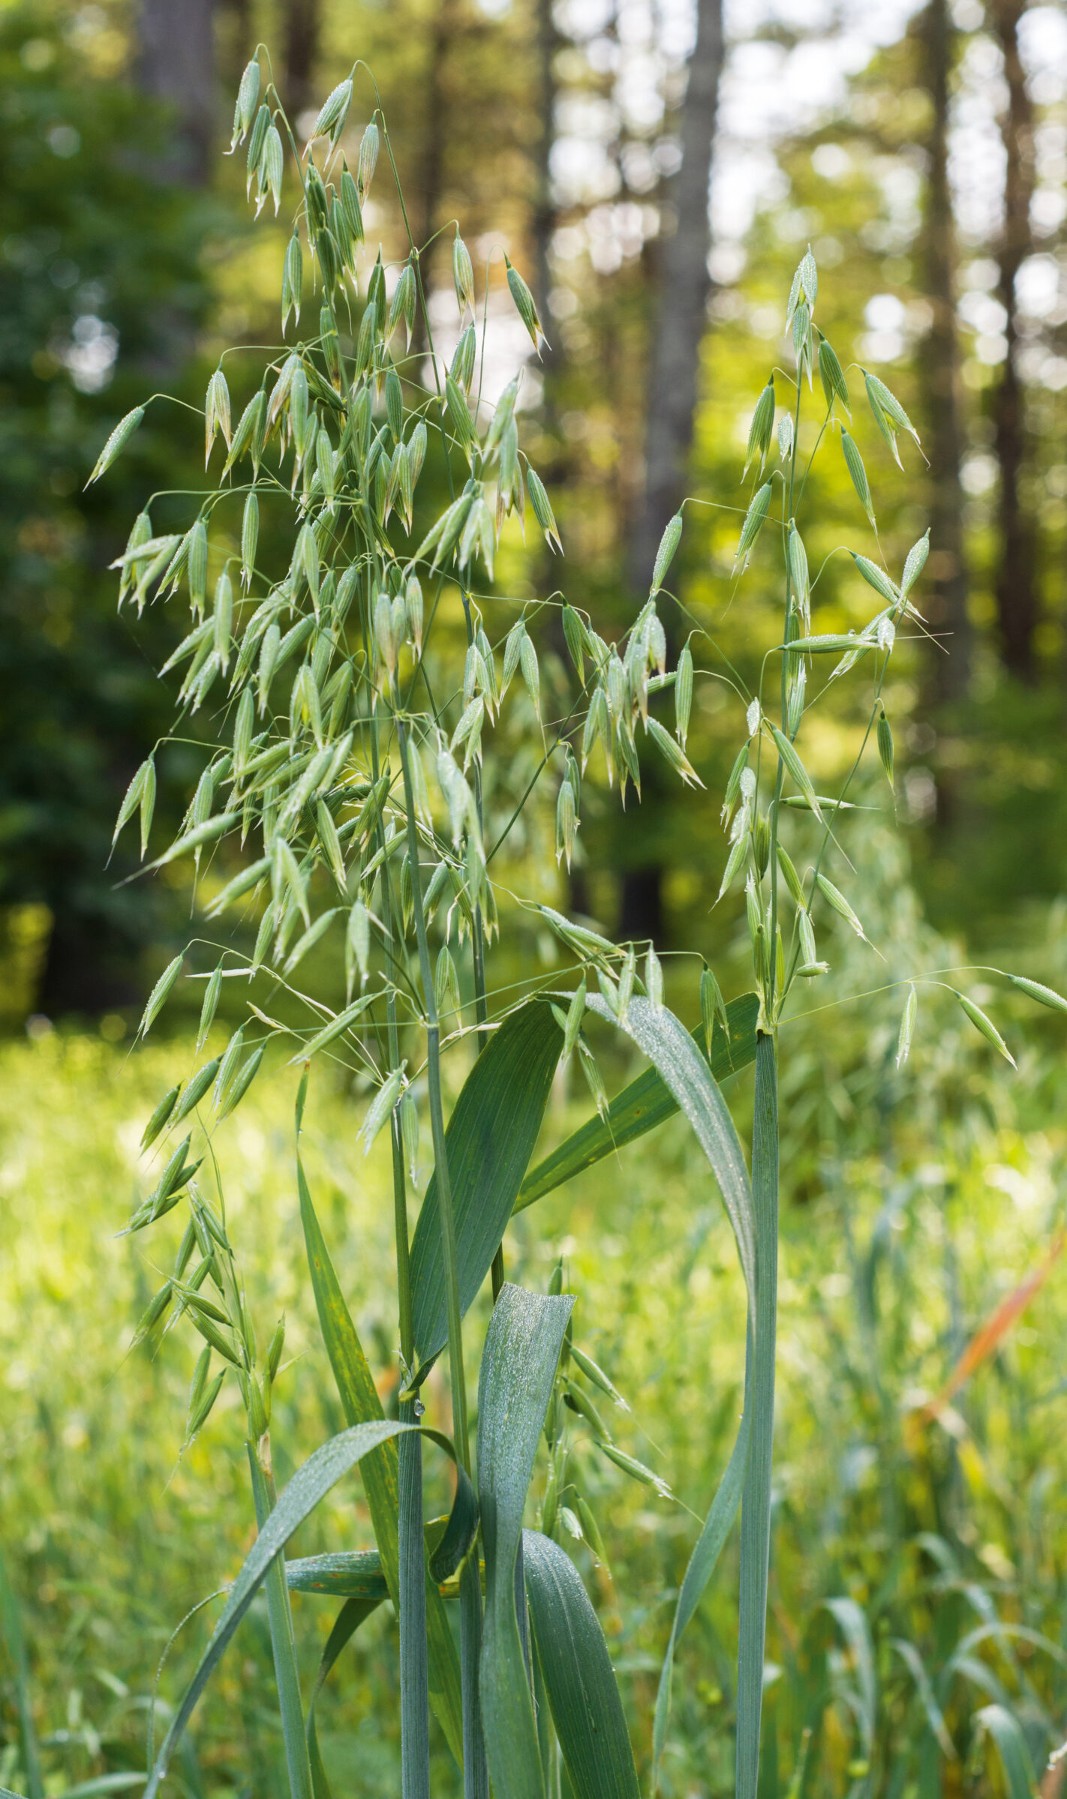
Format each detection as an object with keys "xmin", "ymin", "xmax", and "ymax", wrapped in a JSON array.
[{"xmin": 3, "ymin": 912, "xmax": 1066, "ymax": 1799}]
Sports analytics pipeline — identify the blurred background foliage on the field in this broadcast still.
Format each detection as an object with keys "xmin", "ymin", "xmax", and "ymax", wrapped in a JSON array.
[
  {"xmin": 1, "ymin": 0, "xmax": 1066, "ymax": 1793},
  {"xmin": 1, "ymin": 0, "xmax": 1064, "ymax": 1021}
]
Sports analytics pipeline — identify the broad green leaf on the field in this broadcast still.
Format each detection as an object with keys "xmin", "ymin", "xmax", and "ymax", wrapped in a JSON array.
[
  {"xmin": 410, "ymin": 1000, "xmax": 564, "ymax": 1367},
  {"xmin": 517, "ymin": 992, "xmax": 758, "ymax": 1210},
  {"xmin": 288, "ymin": 1549, "xmax": 389, "ymax": 1599},
  {"xmin": 286, "ymin": 1503, "xmax": 473, "ymax": 1601},
  {"xmin": 143, "ymin": 1420, "xmax": 422, "ymax": 1797},
  {"xmin": 478, "ymin": 1284, "xmax": 574, "ymax": 1799},
  {"xmin": 566, "ymin": 997, "xmax": 767, "ymax": 1789},
  {"xmin": 297, "ymin": 1154, "xmax": 464, "ymax": 1763},
  {"xmin": 522, "ymin": 1530, "xmax": 640, "ymax": 1799}
]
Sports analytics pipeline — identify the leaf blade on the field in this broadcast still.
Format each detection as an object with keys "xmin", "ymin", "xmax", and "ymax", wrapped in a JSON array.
[
  {"xmin": 297, "ymin": 1155, "xmax": 464, "ymax": 1763},
  {"xmin": 518, "ymin": 993, "xmax": 758, "ymax": 1211},
  {"xmin": 410, "ymin": 1000, "xmax": 564, "ymax": 1367},
  {"xmin": 478, "ymin": 1285, "xmax": 574, "ymax": 1799},
  {"xmin": 523, "ymin": 1531, "xmax": 640, "ymax": 1799}
]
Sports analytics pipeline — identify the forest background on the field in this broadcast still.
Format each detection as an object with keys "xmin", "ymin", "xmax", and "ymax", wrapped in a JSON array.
[{"xmin": 2, "ymin": 0, "xmax": 1067, "ymax": 1794}]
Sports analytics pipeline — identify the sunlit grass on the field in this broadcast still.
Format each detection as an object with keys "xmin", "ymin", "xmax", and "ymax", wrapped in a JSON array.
[{"xmin": 3, "ymin": 1016, "xmax": 1066, "ymax": 1793}]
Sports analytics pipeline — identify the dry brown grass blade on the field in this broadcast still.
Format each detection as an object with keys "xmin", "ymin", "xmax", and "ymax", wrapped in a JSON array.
[{"xmin": 923, "ymin": 1228, "xmax": 1065, "ymax": 1423}]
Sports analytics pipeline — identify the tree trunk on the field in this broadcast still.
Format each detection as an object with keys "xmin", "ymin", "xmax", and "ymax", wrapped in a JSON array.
[
  {"xmin": 217, "ymin": 0, "xmax": 253, "ymax": 90},
  {"xmin": 989, "ymin": 0, "xmax": 1038, "ymax": 680},
  {"xmin": 618, "ymin": 0, "xmax": 724, "ymax": 941},
  {"xmin": 282, "ymin": 0, "xmax": 321, "ymax": 120},
  {"xmin": 415, "ymin": 0, "xmax": 459, "ymax": 294},
  {"xmin": 624, "ymin": 0, "xmax": 723, "ymax": 602},
  {"xmin": 531, "ymin": 0, "xmax": 593, "ymax": 918},
  {"xmin": 136, "ymin": 0, "xmax": 216, "ymax": 186},
  {"xmin": 917, "ymin": 0, "xmax": 971, "ymax": 704}
]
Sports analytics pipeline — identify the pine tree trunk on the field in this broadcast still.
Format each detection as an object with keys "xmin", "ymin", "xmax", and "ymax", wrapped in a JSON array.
[
  {"xmin": 530, "ymin": 0, "xmax": 592, "ymax": 918},
  {"xmin": 414, "ymin": 0, "xmax": 460, "ymax": 299},
  {"xmin": 136, "ymin": 0, "xmax": 216, "ymax": 186},
  {"xmin": 989, "ymin": 0, "xmax": 1038, "ymax": 680},
  {"xmin": 618, "ymin": 0, "xmax": 724, "ymax": 941},
  {"xmin": 624, "ymin": 0, "xmax": 723, "ymax": 602},
  {"xmin": 283, "ymin": 0, "xmax": 322, "ymax": 119},
  {"xmin": 917, "ymin": 0, "xmax": 971, "ymax": 703}
]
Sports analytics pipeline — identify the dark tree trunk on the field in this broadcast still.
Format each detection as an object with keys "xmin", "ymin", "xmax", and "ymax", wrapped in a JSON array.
[
  {"xmin": 917, "ymin": 0, "xmax": 971, "ymax": 703},
  {"xmin": 624, "ymin": 0, "xmax": 723, "ymax": 602},
  {"xmin": 136, "ymin": 0, "xmax": 216, "ymax": 186},
  {"xmin": 989, "ymin": 0, "xmax": 1038, "ymax": 680},
  {"xmin": 530, "ymin": 0, "xmax": 592, "ymax": 917},
  {"xmin": 282, "ymin": 0, "xmax": 321, "ymax": 119},
  {"xmin": 415, "ymin": 0, "xmax": 459, "ymax": 291},
  {"xmin": 617, "ymin": 0, "xmax": 724, "ymax": 941},
  {"xmin": 531, "ymin": 0, "xmax": 560, "ymax": 371},
  {"xmin": 218, "ymin": 0, "xmax": 253, "ymax": 90}
]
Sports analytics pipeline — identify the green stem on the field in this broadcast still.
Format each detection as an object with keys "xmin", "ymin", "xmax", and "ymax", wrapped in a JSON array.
[
  {"xmin": 766, "ymin": 378, "xmax": 804, "ymax": 1018},
  {"xmin": 381, "ymin": 113, "xmax": 498, "ymax": 1299},
  {"xmin": 247, "ymin": 1438, "xmax": 314, "ymax": 1799},
  {"xmin": 398, "ymin": 1398, "xmax": 430, "ymax": 1799},
  {"xmin": 395, "ymin": 712, "xmax": 470, "ymax": 1470},
  {"xmin": 360, "ymin": 568, "xmax": 430, "ymax": 1797},
  {"xmin": 395, "ymin": 707, "xmax": 488, "ymax": 1796},
  {"xmin": 735, "ymin": 1030, "xmax": 779, "ymax": 1799}
]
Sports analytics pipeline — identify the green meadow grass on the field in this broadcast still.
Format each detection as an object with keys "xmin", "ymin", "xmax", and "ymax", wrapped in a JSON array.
[{"xmin": 3, "ymin": 994, "xmax": 1065, "ymax": 1795}]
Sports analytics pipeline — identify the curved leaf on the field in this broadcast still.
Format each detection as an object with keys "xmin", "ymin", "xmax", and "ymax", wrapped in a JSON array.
[
  {"xmin": 523, "ymin": 1530, "xmax": 640, "ymax": 1799},
  {"xmin": 285, "ymin": 1498, "xmax": 478, "ymax": 1602},
  {"xmin": 822, "ymin": 1596, "xmax": 877, "ymax": 1775},
  {"xmin": 298, "ymin": 1151, "xmax": 463, "ymax": 1761},
  {"xmin": 518, "ymin": 992, "xmax": 758, "ymax": 1212},
  {"xmin": 572, "ymin": 996, "xmax": 763, "ymax": 1787},
  {"xmin": 889, "ymin": 1638, "xmax": 955, "ymax": 1759},
  {"xmin": 144, "ymin": 1421, "xmax": 464, "ymax": 1798},
  {"xmin": 478, "ymin": 1284, "xmax": 574, "ymax": 1799},
  {"xmin": 288, "ymin": 1550, "xmax": 389, "ymax": 1600},
  {"xmin": 653, "ymin": 1407, "xmax": 750, "ymax": 1776},
  {"xmin": 410, "ymin": 1001, "xmax": 563, "ymax": 1366},
  {"xmin": 976, "ymin": 1704, "xmax": 1037, "ymax": 1799},
  {"xmin": 584, "ymin": 996, "xmax": 755, "ymax": 1299}
]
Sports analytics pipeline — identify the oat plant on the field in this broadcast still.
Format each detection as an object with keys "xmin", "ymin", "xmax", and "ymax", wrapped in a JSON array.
[{"xmin": 91, "ymin": 49, "xmax": 1067, "ymax": 1799}]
